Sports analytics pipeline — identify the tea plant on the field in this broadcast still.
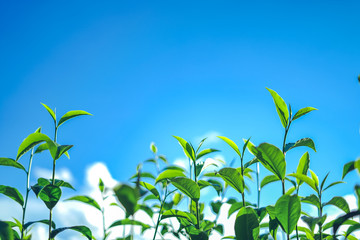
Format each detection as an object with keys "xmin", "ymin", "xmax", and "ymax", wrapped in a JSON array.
[{"xmin": 1, "ymin": 88, "xmax": 359, "ymax": 240}]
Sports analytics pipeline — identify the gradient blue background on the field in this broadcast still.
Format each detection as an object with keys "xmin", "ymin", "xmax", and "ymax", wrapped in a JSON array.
[{"xmin": 0, "ymin": 0, "xmax": 359, "ymax": 214}]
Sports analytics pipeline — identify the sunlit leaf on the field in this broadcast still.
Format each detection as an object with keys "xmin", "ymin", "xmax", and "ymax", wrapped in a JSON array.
[
  {"xmin": 65, "ymin": 195, "xmax": 101, "ymax": 211},
  {"xmin": 139, "ymin": 181, "xmax": 160, "ymax": 200},
  {"xmin": 161, "ymin": 209, "xmax": 197, "ymax": 224},
  {"xmin": 285, "ymin": 138, "xmax": 316, "ymax": 152},
  {"xmin": 155, "ymin": 169, "xmax": 185, "ymax": 184},
  {"xmin": 16, "ymin": 133, "xmax": 56, "ymax": 161},
  {"xmin": 173, "ymin": 136, "xmax": 196, "ymax": 162},
  {"xmin": 0, "ymin": 158, "xmax": 25, "ymax": 171},
  {"xmin": 57, "ymin": 110, "xmax": 92, "ymax": 127},
  {"xmin": 292, "ymin": 107, "xmax": 317, "ymax": 121},
  {"xmin": 24, "ymin": 220, "xmax": 56, "ymax": 230},
  {"xmin": 0, "ymin": 185, "xmax": 24, "ymax": 206},
  {"xmin": 301, "ymin": 194, "xmax": 321, "ymax": 209},
  {"xmin": 296, "ymin": 152, "xmax": 310, "ymax": 186},
  {"xmin": 217, "ymin": 167, "xmax": 244, "ymax": 194},
  {"xmin": 196, "ymin": 148, "xmax": 219, "ymax": 160},
  {"xmin": 324, "ymin": 196, "xmax": 350, "ymax": 213},
  {"xmin": 288, "ymin": 173, "xmax": 317, "ymax": 193},
  {"xmin": 150, "ymin": 142, "xmax": 157, "ymax": 154},
  {"xmin": 254, "ymin": 143, "xmax": 286, "ymax": 180},
  {"xmin": 218, "ymin": 136, "xmax": 241, "ymax": 157},
  {"xmin": 261, "ymin": 175, "xmax": 280, "ymax": 188},
  {"xmin": 41, "ymin": 103, "xmax": 56, "ymax": 124},
  {"xmin": 266, "ymin": 87, "xmax": 289, "ymax": 128},
  {"xmin": 170, "ymin": 177, "xmax": 200, "ymax": 202}
]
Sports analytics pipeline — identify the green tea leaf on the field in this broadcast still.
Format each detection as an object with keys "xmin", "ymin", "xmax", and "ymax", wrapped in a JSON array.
[
  {"xmin": 150, "ymin": 142, "xmax": 157, "ymax": 154},
  {"xmin": 196, "ymin": 148, "xmax": 219, "ymax": 160},
  {"xmin": 0, "ymin": 158, "xmax": 25, "ymax": 171},
  {"xmin": 57, "ymin": 110, "xmax": 92, "ymax": 127},
  {"xmin": 323, "ymin": 181, "xmax": 345, "ymax": 192},
  {"xmin": 301, "ymin": 194, "xmax": 321, "ymax": 209},
  {"xmin": 173, "ymin": 136, "xmax": 196, "ymax": 162},
  {"xmin": 170, "ymin": 177, "xmax": 200, "ymax": 202},
  {"xmin": 261, "ymin": 175, "xmax": 280, "ymax": 188},
  {"xmin": 333, "ymin": 210, "xmax": 360, "ymax": 235},
  {"xmin": 65, "ymin": 195, "xmax": 101, "ymax": 211},
  {"xmin": 285, "ymin": 138, "xmax": 316, "ymax": 152},
  {"xmin": 275, "ymin": 194, "xmax": 301, "ymax": 235},
  {"xmin": 109, "ymin": 219, "xmax": 150, "ymax": 230},
  {"xmin": 345, "ymin": 223, "xmax": 360, "ymax": 238},
  {"xmin": 266, "ymin": 87, "xmax": 289, "ymax": 128},
  {"xmin": 55, "ymin": 144, "xmax": 73, "ymax": 160},
  {"xmin": 50, "ymin": 226, "xmax": 92, "ymax": 240},
  {"xmin": 288, "ymin": 173, "xmax": 317, "ymax": 193},
  {"xmin": 309, "ymin": 170, "xmax": 319, "ymax": 188},
  {"xmin": 39, "ymin": 185, "xmax": 62, "ymax": 210},
  {"xmin": 139, "ymin": 181, "xmax": 160, "ymax": 200},
  {"xmin": 98, "ymin": 178, "xmax": 104, "ymax": 193},
  {"xmin": 218, "ymin": 136, "xmax": 241, "ymax": 157},
  {"xmin": 292, "ymin": 107, "xmax": 317, "ymax": 121},
  {"xmin": 130, "ymin": 172, "xmax": 156, "ymax": 180},
  {"xmin": 155, "ymin": 169, "xmax": 185, "ymax": 184},
  {"xmin": 113, "ymin": 184, "xmax": 138, "ymax": 217},
  {"xmin": 324, "ymin": 196, "xmax": 350, "ymax": 213},
  {"xmin": 41, "ymin": 103, "xmax": 56, "ymax": 124},
  {"xmin": 296, "ymin": 152, "xmax": 310, "ymax": 186},
  {"xmin": 16, "ymin": 133, "xmax": 56, "ymax": 161},
  {"xmin": 217, "ymin": 167, "xmax": 244, "ymax": 194},
  {"xmin": 0, "ymin": 185, "xmax": 24, "ymax": 206},
  {"xmin": 342, "ymin": 161, "xmax": 355, "ymax": 179},
  {"xmin": 161, "ymin": 209, "xmax": 197, "ymax": 224},
  {"xmin": 254, "ymin": 143, "xmax": 286, "ymax": 180},
  {"xmin": 234, "ymin": 207, "xmax": 259, "ymax": 240}
]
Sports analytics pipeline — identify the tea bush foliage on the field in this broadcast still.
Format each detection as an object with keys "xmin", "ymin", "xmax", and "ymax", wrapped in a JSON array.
[{"xmin": 0, "ymin": 88, "xmax": 359, "ymax": 240}]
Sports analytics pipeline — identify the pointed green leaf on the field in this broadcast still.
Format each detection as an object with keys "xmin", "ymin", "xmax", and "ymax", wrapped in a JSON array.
[
  {"xmin": 65, "ymin": 195, "xmax": 101, "ymax": 211},
  {"xmin": 342, "ymin": 161, "xmax": 355, "ymax": 179},
  {"xmin": 285, "ymin": 138, "xmax": 316, "ymax": 152},
  {"xmin": 109, "ymin": 219, "xmax": 150, "ymax": 229},
  {"xmin": 234, "ymin": 207, "xmax": 260, "ymax": 240},
  {"xmin": 218, "ymin": 136, "xmax": 241, "ymax": 157},
  {"xmin": 196, "ymin": 148, "xmax": 219, "ymax": 159},
  {"xmin": 296, "ymin": 152, "xmax": 310, "ymax": 186},
  {"xmin": 173, "ymin": 136, "xmax": 196, "ymax": 162},
  {"xmin": 170, "ymin": 177, "xmax": 200, "ymax": 202},
  {"xmin": 333, "ymin": 210, "xmax": 360, "ymax": 235},
  {"xmin": 41, "ymin": 103, "xmax": 56, "ymax": 124},
  {"xmin": 155, "ymin": 169, "xmax": 185, "ymax": 184},
  {"xmin": 150, "ymin": 142, "xmax": 157, "ymax": 154},
  {"xmin": 261, "ymin": 175, "xmax": 280, "ymax": 188},
  {"xmin": 39, "ymin": 185, "xmax": 62, "ymax": 210},
  {"xmin": 50, "ymin": 226, "xmax": 92, "ymax": 240},
  {"xmin": 139, "ymin": 181, "xmax": 160, "ymax": 200},
  {"xmin": 345, "ymin": 223, "xmax": 360, "ymax": 238},
  {"xmin": 98, "ymin": 178, "xmax": 104, "ymax": 193},
  {"xmin": 324, "ymin": 196, "xmax": 350, "ymax": 213},
  {"xmin": 288, "ymin": 173, "xmax": 317, "ymax": 193},
  {"xmin": 55, "ymin": 145, "xmax": 73, "ymax": 160},
  {"xmin": 0, "ymin": 185, "xmax": 24, "ymax": 206},
  {"xmin": 161, "ymin": 209, "xmax": 197, "ymax": 224},
  {"xmin": 266, "ymin": 87, "xmax": 289, "ymax": 128},
  {"xmin": 275, "ymin": 194, "xmax": 301, "ymax": 235},
  {"xmin": 0, "ymin": 158, "xmax": 25, "ymax": 171},
  {"xmin": 113, "ymin": 184, "xmax": 138, "ymax": 217},
  {"xmin": 254, "ymin": 143, "xmax": 286, "ymax": 180},
  {"xmin": 16, "ymin": 133, "xmax": 56, "ymax": 160},
  {"xmin": 309, "ymin": 170, "xmax": 319, "ymax": 188},
  {"xmin": 57, "ymin": 110, "xmax": 92, "ymax": 127},
  {"xmin": 301, "ymin": 194, "xmax": 321, "ymax": 209},
  {"xmin": 323, "ymin": 181, "xmax": 345, "ymax": 192},
  {"xmin": 292, "ymin": 107, "xmax": 317, "ymax": 121},
  {"xmin": 217, "ymin": 167, "xmax": 244, "ymax": 194},
  {"xmin": 130, "ymin": 172, "xmax": 156, "ymax": 180}
]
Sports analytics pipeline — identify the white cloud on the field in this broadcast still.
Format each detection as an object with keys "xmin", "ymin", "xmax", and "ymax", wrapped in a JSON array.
[{"xmin": 34, "ymin": 167, "xmax": 73, "ymax": 182}]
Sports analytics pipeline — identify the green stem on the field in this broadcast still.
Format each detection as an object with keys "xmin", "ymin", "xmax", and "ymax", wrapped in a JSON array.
[
  {"xmin": 21, "ymin": 149, "xmax": 34, "ymax": 239},
  {"xmin": 48, "ymin": 126, "xmax": 58, "ymax": 240},
  {"xmin": 319, "ymin": 194, "xmax": 323, "ymax": 240},
  {"xmin": 193, "ymin": 162, "xmax": 200, "ymax": 229},
  {"xmin": 256, "ymin": 162, "xmax": 260, "ymax": 209},
  {"xmin": 101, "ymin": 192, "xmax": 106, "ymax": 240},
  {"xmin": 152, "ymin": 187, "xmax": 167, "ymax": 240},
  {"xmin": 282, "ymin": 180, "xmax": 285, "ymax": 195}
]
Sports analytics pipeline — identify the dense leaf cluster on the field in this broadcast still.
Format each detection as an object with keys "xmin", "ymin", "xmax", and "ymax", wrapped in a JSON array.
[{"xmin": 0, "ymin": 89, "xmax": 359, "ymax": 240}]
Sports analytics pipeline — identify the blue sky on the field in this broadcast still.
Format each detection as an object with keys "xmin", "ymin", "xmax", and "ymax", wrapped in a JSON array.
[{"xmin": 0, "ymin": 1, "xmax": 359, "ymax": 239}]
